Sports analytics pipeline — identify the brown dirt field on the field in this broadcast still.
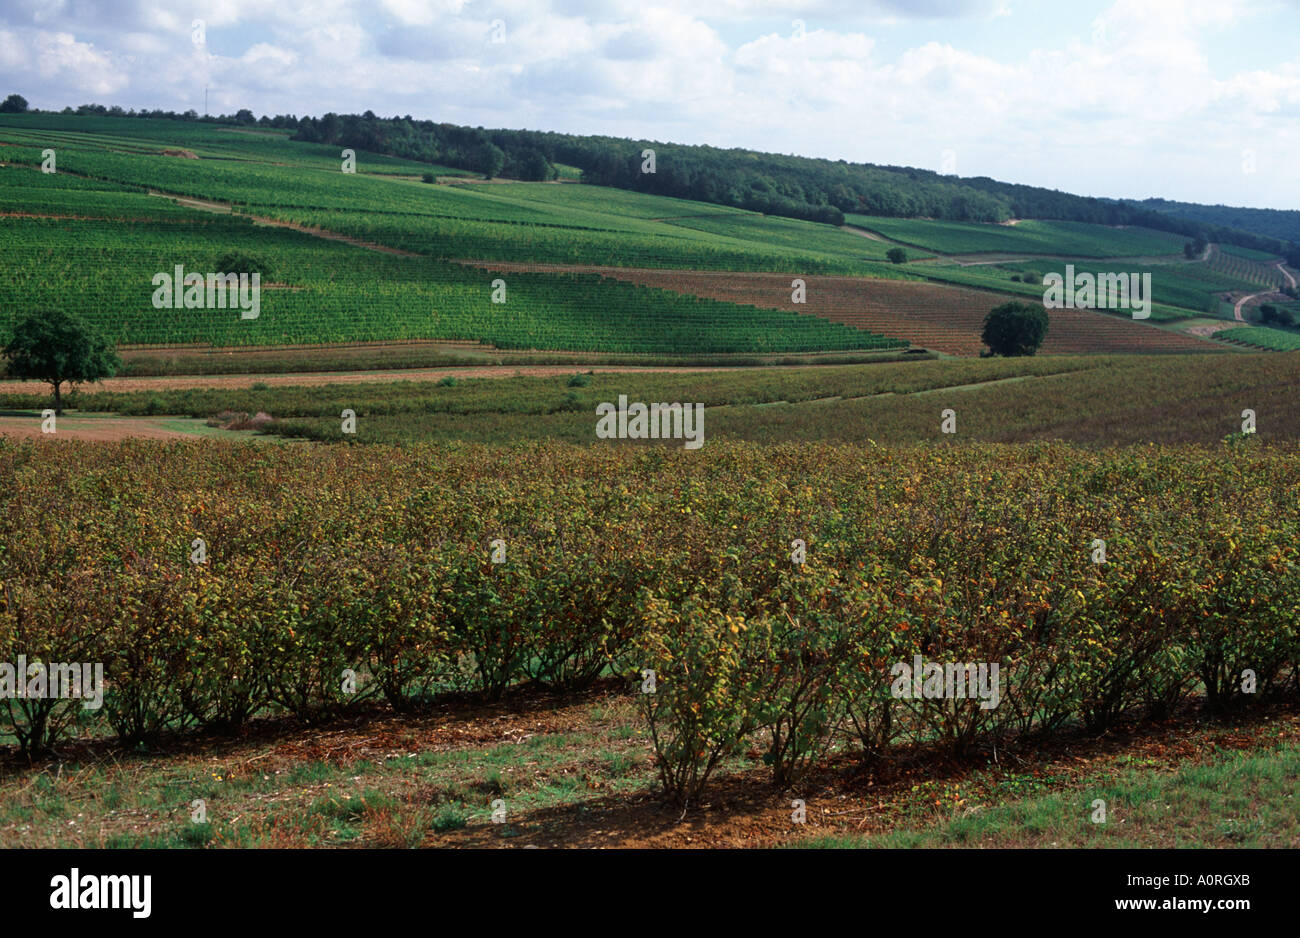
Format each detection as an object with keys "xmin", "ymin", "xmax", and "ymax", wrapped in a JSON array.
[
  {"xmin": 0, "ymin": 414, "xmax": 194, "ymax": 441},
  {"xmin": 461, "ymin": 262, "xmax": 1220, "ymax": 357}
]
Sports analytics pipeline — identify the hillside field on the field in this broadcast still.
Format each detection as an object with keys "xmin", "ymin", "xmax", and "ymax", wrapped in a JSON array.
[
  {"xmin": 3, "ymin": 113, "xmax": 1278, "ymax": 359},
  {"xmin": 2, "ymin": 112, "xmax": 1299, "ymax": 856}
]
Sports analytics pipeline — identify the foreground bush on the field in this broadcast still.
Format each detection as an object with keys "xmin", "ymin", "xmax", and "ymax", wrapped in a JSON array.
[{"xmin": 0, "ymin": 439, "xmax": 1296, "ymax": 814}]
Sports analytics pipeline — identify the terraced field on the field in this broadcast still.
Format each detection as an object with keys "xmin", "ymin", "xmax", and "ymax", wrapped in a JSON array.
[
  {"xmin": 845, "ymin": 215, "xmax": 1188, "ymax": 257},
  {"xmin": 1215, "ymin": 325, "xmax": 1300, "ymax": 350},
  {"xmin": 466, "ymin": 263, "xmax": 1223, "ymax": 356}
]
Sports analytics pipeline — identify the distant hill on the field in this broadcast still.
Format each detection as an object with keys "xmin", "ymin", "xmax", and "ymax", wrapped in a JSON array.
[
  {"xmin": 1128, "ymin": 198, "xmax": 1300, "ymax": 246},
  {"xmin": 24, "ymin": 100, "xmax": 1300, "ymax": 264}
]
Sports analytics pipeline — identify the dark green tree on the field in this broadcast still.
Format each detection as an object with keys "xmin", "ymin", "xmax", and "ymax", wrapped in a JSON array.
[
  {"xmin": 982, "ymin": 301, "xmax": 1049, "ymax": 357},
  {"xmin": 0, "ymin": 94, "xmax": 28, "ymax": 113},
  {"xmin": 886, "ymin": 247, "xmax": 907, "ymax": 264},
  {"xmin": 476, "ymin": 143, "xmax": 506, "ymax": 179},
  {"xmin": 216, "ymin": 251, "xmax": 272, "ymax": 280},
  {"xmin": 3, "ymin": 310, "xmax": 120, "ymax": 414}
]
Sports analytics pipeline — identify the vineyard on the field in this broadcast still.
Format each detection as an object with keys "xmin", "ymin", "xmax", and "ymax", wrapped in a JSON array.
[
  {"xmin": 920, "ymin": 256, "xmax": 1265, "ymax": 320},
  {"xmin": 469, "ymin": 264, "xmax": 1220, "ymax": 356},
  {"xmin": 1215, "ymin": 325, "xmax": 1300, "ymax": 351},
  {"xmin": 0, "ymin": 217, "xmax": 899, "ymax": 353},
  {"xmin": 1207, "ymin": 248, "xmax": 1288, "ymax": 288},
  {"xmin": 29, "ymin": 352, "xmax": 1300, "ymax": 448},
  {"xmin": 845, "ymin": 215, "xmax": 1188, "ymax": 257},
  {"xmin": 2, "ymin": 439, "xmax": 1296, "ymax": 810},
  {"xmin": 0, "ymin": 124, "xmax": 911, "ymax": 276},
  {"xmin": 1217, "ymin": 243, "xmax": 1282, "ymax": 262},
  {"xmin": 1, "ymin": 113, "xmax": 1269, "ymax": 361}
]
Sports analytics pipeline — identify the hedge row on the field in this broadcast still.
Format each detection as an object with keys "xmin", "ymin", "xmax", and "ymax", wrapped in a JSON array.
[{"xmin": 1, "ymin": 439, "xmax": 1297, "ymax": 807}]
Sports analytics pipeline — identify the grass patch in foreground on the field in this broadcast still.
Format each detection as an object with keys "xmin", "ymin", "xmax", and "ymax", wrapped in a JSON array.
[{"xmin": 797, "ymin": 739, "xmax": 1300, "ymax": 848}]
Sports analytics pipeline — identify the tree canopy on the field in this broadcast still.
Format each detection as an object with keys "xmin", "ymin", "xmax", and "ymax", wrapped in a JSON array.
[
  {"xmin": 3, "ymin": 310, "xmax": 120, "ymax": 413},
  {"xmin": 982, "ymin": 301, "xmax": 1050, "ymax": 357}
]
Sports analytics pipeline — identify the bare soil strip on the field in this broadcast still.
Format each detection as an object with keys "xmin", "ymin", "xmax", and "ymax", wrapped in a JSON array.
[{"xmin": 0, "ymin": 364, "xmax": 743, "ymax": 396}]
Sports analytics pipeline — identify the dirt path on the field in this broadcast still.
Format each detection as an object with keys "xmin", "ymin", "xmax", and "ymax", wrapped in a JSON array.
[
  {"xmin": 248, "ymin": 215, "xmax": 422, "ymax": 256},
  {"xmin": 1233, "ymin": 288, "xmax": 1271, "ymax": 322},
  {"xmin": 1275, "ymin": 260, "xmax": 1297, "ymax": 289},
  {"xmin": 840, "ymin": 224, "xmax": 886, "ymax": 242},
  {"xmin": 147, "ymin": 190, "xmax": 232, "ymax": 214},
  {"xmin": 0, "ymin": 363, "xmax": 746, "ymax": 396},
  {"xmin": 144, "ymin": 190, "xmax": 422, "ymax": 256}
]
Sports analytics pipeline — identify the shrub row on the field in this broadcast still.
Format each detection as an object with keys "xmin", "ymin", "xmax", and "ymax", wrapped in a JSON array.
[{"xmin": 1, "ymin": 439, "xmax": 1297, "ymax": 809}]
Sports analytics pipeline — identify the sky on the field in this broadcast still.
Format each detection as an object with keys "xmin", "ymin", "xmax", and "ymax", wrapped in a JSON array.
[{"xmin": 1, "ymin": 0, "xmax": 1298, "ymax": 209}]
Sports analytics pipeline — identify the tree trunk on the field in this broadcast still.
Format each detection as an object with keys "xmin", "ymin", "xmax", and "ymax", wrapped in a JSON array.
[{"xmin": 52, "ymin": 380, "xmax": 62, "ymax": 416}]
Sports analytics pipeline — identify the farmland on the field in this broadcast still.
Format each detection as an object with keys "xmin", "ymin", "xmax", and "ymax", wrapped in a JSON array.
[
  {"xmin": 1215, "ymin": 326, "xmax": 1300, "ymax": 351},
  {"xmin": 916, "ymin": 256, "xmax": 1264, "ymax": 321},
  {"xmin": 845, "ymin": 215, "xmax": 1189, "ymax": 257},
  {"xmin": 8, "ymin": 351, "xmax": 1295, "ymax": 446},
  {"xmin": 3, "ymin": 107, "xmax": 1300, "ymax": 861},
  {"xmin": 3, "ymin": 112, "xmax": 1272, "ymax": 362},
  {"xmin": 0, "ymin": 215, "xmax": 901, "ymax": 353},
  {"xmin": 466, "ymin": 264, "xmax": 1219, "ymax": 357}
]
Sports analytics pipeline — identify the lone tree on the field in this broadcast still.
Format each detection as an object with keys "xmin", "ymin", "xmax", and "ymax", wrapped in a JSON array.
[
  {"xmin": 982, "ymin": 301, "xmax": 1049, "ymax": 357},
  {"xmin": 0, "ymin": 93, "xmax": 28, "ymax": 113},
  {"xmin": 215, "ymin": 251, "xmax": 272, "ymax": 280},
  {"xmin": 3, "ymin": 311, "xmax": 120, "ymax": 414},
  {"xmin": 886, "ymin": 247, "xmax": 907, "ymax": 264}
]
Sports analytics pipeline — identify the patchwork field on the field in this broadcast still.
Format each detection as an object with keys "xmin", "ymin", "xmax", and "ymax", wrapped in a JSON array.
[
  {"xmin": 3, "ymin": 113, "xmax": 1271, "ymax": 363},
  {"xmin": 464, "ymin": 263, "xmax": 1222, "ymax": 356}
]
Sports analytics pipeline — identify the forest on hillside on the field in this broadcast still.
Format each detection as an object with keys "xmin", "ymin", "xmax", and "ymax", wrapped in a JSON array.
[{"xmin": 27, "ymin": 100, "xmax": 1300, "ymax": 262}]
